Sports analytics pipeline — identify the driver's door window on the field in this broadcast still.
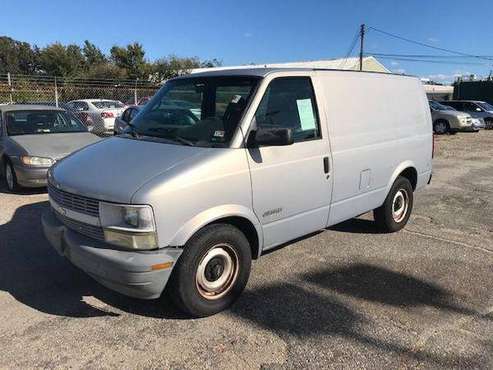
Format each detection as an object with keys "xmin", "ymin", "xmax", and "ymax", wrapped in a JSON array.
[{"xmin": 254, "ymin": 77, "xmax": 321, "ymax": 143}]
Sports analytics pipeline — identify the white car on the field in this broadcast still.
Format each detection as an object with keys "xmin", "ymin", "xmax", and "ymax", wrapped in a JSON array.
[{"xmin": 67, "ymin": 99, "xmax": 125, "ymax": 135}]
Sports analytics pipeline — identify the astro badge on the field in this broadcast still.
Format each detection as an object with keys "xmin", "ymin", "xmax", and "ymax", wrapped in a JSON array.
[{"xmin": 213, "ymin": 130, "xmax": 225, "ymax": 138}]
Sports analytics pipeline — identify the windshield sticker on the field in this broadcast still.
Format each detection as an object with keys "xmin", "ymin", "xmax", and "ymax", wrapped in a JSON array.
[
  {"xmin": 213, "ymin": 130, "xmax": 225, "ymax": 138},
  {"xmin": 296, "ymin": 98, "xmax": 316, "ymax": 131},
  {"xmin": 231, "ymin": 95, "xmax": 242, "ymax": 104}
]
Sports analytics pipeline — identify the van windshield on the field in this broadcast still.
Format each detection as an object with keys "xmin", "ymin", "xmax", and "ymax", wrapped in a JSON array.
[
  {"xmin": 477, "ymin": 101, "xmax": 493, "ymax": 111},
  {"xmin": 129, "ymin": 76, "xmax": 260, "ymax": 147}
]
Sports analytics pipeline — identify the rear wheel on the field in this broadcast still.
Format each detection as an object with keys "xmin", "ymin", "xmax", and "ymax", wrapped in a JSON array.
[
  {"xmin": 485, "ymin": 119, "xmax": 493, "ymax": 130},
  {"xmin": 374, "ymin": 176, "xmax": 413, "ymax": 232},
  {"xmin": 4, "ymin": 160, "xmax": 20, "ymax": 193},
  {"xmin": 433, "ymin": 120, "xmax": 450, "ymax": 135},
  {"xmin": 168, "ymin": 224, "xmax": 252, "ymax": 317}
]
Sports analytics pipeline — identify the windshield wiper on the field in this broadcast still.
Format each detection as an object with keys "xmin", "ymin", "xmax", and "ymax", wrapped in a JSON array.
[{"xmin": 145, "ymin": 127, "xmax": 195, "ymax": 146}]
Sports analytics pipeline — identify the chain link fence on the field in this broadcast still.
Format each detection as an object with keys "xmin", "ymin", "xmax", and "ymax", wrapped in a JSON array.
[{"xmin": 0, "ymin": 73, "xmax": 161, "ymax": 135}]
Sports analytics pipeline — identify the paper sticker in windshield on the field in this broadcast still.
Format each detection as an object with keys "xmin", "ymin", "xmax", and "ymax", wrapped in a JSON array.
[
  {"xmin": 214, "ymin": 130, "xmax": 225, "ymax": 138},
  {"xmin": 231, "ymin": 95, "xmax": 242, "ymax": 104}
]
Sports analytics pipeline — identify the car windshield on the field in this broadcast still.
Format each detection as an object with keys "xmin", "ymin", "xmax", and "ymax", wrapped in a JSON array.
[
  {"xmin": 429, "ymin": 101, "xmax": 452, "ymax": 111},
  {"xmin": 91, "ymin": 100, "xmax": 124, "ymax": 109},
  {"xmin": 477, "ymin": 102, "xmax": 493, "ymax": 111},
  {"xmin": 5, "ymin": 110, "xmax": 87, "ymax": 136},
  {"xmin": 129, "ymin": 76, "xmax": 260, "ymax": 147}
]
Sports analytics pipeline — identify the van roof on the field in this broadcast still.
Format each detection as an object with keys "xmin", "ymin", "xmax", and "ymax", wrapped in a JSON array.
[{"xmin": 180, "ymin": 67, "xmax": 416, "ymax": 79}]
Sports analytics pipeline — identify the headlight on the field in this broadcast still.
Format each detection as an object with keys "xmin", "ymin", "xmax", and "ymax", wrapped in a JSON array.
[
  {"xmin": 99, "ymin": 202, "xmax": 158, "ymax": 250},
  {"xmin": 21, "ymin": 156, "xmax": 53, "ymax": 167}
]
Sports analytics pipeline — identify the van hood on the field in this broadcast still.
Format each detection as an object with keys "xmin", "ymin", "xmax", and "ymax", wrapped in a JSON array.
[
  {"xmin": 10, "ymin": 132, "xmax": 100, "ymax": 159},
  {"xmin": 51, "ymin": 136, "xmax": 207, "ymax": 203}
]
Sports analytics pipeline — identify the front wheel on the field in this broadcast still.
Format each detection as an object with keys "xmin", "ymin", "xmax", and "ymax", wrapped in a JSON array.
[
  {"xmin": 433, "ymin": 120, "xmax": 450, "ymax": 135},
  {"xmin": 374, "ymin": 176, "xmax": 413, "ymax": 233},
  {"xmin": 4, "ymin": 160, "xmax": 20, "ymax": 193},
  {"xmin": 167, "ymin": 224, "xmax": 252, "ymax": 317}
]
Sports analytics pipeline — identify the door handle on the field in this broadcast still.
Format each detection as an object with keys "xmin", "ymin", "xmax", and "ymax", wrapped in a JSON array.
[{"xmin": 323, "ymin": 157, "xmax": 330, "ymax": 174}]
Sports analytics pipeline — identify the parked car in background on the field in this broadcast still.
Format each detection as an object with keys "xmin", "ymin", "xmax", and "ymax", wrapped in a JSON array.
[
  {"xmin": 114, "ymin": 105, "xmax": 142, "ymax": 135},
  {"xmin": 124, "ymin": 96, "xmax": 152, "ymax": 106},
  {"xmin": 429, "ymin": 100, "xmax": 476, "ymax": 134},
  {"xmin": 66, "ymin": 99, "xmax": 125, "ymax": 135},
  {"xmin": 0, "ymin": 104, "xmax": 100, "ymax": 192},
  {"xmin": 42, "ymin": 68, "xmax": 432, "ymax": 317},
  {"xmin": 439, "ymin": 100, "xmax": 493, "ymax": 129}
]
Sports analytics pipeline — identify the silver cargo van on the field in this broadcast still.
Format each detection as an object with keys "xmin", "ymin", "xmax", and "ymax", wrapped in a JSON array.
[{"xmin": 42, "ymin": 68, "xmax": 433, "ymax": 317}]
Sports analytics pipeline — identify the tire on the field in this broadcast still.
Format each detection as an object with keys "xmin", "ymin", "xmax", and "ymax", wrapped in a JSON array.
[
  {"xmin": 485, "ymin": 119, "xmax": 493, "ymax": 130},
  {"xmin": 373, "ymin": 176, "xmax": 413, "ymax": 233},
  {"xmin": 168, "ymin": 224, "xmax": 252, "ymax": 317},
  {"xmin": 4, "ymin": 160, "xmax": 20, "ymax": 193},
  {"xmin": 433, "ymin": 120, "xmax": 450, "ymax": 135}
]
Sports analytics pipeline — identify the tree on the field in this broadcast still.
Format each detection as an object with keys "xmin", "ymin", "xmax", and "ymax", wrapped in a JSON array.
[
  {"xmin": 200, "ymin": 58, "xmax": 222, "ymax": 68},
  {"xmin": 83, "ymin": 40, "xmax": 106, "ymax": 66},
  {"xmin": 85, "ymin": 63, "xmax": 128, "ymax": 80},
  {"xmin": 151, "ymin": 55, "xmax": 201, "ymax": 81},
  {"xmin": 110, "ymin": 42, "xmax": 149, "ymax": 79},
  {"xmin": 38, "ymin": 43, "xmax": 85, "ymax": 76},
  {"xmin": 0, "ymin": 36, "xmax": 39, "ymax": 74}
]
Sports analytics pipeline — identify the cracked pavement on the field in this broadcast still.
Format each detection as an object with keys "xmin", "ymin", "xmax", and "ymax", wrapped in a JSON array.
[{"xmin": 0, "ymin": 131, "xmax": 492, "ymax": 369}]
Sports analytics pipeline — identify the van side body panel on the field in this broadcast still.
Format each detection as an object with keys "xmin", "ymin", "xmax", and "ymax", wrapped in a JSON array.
[{"xmin": 316, "ymin": 72, "xmax": 432, "ymax": 226}]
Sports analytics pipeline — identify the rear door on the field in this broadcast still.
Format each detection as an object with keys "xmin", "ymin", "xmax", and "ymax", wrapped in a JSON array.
[{"xmin": 245, "ymin": 74, "xmax": 333, "ymax": 250}]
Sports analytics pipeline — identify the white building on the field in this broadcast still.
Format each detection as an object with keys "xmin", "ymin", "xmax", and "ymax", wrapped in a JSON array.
[
  {"xmin": 191, "ymin": 56, "xmax": 453, "ymax": 99},
  {"xmin": 191, "ymin": 56, "xmax": 390, "ymax": 74}
]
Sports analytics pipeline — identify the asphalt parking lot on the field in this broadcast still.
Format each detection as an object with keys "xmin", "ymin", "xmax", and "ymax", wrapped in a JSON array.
[{"xmin": 0, "ymin": 131, "xmax": 492, "ymax": 369}]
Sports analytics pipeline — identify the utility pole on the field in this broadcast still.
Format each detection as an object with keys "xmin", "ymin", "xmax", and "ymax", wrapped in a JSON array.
[{"xmin": 359, "ymin": 24, "xmax": 365, "ymax": 71}]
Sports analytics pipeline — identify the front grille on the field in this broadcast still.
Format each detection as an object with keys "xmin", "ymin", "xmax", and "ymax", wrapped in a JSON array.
[
  {"xmin": 54, "ymin": 210, "xmax": 105, "ymax": 241},
  {"xmin": 48, "ymin": 183, "xmax": 100, "ymax": 217}
]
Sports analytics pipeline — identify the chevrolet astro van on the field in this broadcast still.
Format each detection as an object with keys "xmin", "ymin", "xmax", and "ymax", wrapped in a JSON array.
[{"xmin": 42, "ymin": 68, "xmax": 433, "ymax": 317}]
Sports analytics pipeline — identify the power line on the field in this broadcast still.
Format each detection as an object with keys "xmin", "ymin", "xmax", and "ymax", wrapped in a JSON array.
[
  {"xmin": 371, "ymin": 52, "xmax": 493, "ymax": 59},
  {"xmin": 339, "ymin": 27, "xmax": 361, "ymax": 69},
  {"xmin": 367, "ymin": 26, "xmax": 493, "ymax": 62},
  {"xmin": 371, "ymin": 55, "xmax": 488, "ymax": 66}
]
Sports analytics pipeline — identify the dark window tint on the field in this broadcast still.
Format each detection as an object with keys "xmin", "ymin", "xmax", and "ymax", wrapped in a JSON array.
[
  {"xmin": 122, "ymin": 108, "xmax": 132, "ymax": 123},
  {"xmin": 129, "ymin": 108, "xmax": 138, "ymax": 121},
  {"xmin": 255, "ymin": 77, "xmax": 320, "ymax": 142},
  {"xmin": 71, "ymin": 101, "xmax": 89, "ymax": 111},
  {"xmin": 6, "ymin": 110, "xmax": 87, "ymax": 136}
]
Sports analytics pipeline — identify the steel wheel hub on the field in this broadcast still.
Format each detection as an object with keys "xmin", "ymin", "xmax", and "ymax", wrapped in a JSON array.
[
  {"xmin": 196, "ymin": 244, "xmax": 239, "ymax": 300},
  {"xmin": 392, "ymin": 189, "xmax": 409, "ymax": 223}
]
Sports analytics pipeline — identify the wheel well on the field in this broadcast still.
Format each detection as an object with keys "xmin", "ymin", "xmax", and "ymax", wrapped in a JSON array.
[
  {"xmin": 210, "ymin": 216, "xmax": 260, "ymax": 260},
  {"xmin": 399, "ymin": 167, "xmax": 418, "ymax": 191},
  {"xmin": 433, "ymin": 118, "xmax": 449, "ymax": 125}
]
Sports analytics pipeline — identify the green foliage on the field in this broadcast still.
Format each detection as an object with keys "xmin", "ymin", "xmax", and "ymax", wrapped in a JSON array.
[
  {"xmin": 0, "ymin": 36, "xmax": 222, "ymax": 81},
  {"xmin": 0, "ymin": 36, "xmax": 39, "ymax": 74}
]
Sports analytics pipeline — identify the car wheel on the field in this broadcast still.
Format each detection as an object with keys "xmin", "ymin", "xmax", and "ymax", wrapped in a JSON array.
[
  {"xmin": 168, "ymin": 224, "xmax": 252, "ymax": 317},
  {"xmin": 433, "ymin": 120, "xmax": 449, "ymax": 135},
  {"xmin": 4, "ymin": 160, "xmax": 20, "ymax": 192},
  {"xmin": 374, "ymin": 176, "xmax": 414, "ymax": 233},
  {"xmin": 485, "ymin": 119, "xmax": 493, "ymax": 130}
]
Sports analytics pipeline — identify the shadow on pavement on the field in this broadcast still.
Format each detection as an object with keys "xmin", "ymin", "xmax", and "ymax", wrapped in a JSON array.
[
  {"xmin": 302, "ymin": 264, "xmax": 481, "ymax": 316},
  {"xmin": 329, "ymin": 217, "xmax": 383, "ymax": 235},
  {"xmin": 230, "ymin": 276, "xmax": 485, "ymax": 368},
  {"xmin": 0, "ymin": 201, "xmax": 184, "ymax": 319}
]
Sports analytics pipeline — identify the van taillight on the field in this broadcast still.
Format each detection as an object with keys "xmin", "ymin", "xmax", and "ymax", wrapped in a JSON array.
[{"xmin": 101, "ymin": 111, "xmax": 114, "ymax": 118}]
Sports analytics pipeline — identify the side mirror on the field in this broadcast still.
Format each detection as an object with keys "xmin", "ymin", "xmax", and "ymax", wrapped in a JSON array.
[
  {"xmin": 249, "ymin": 127, "xmax": 294, "ymax": 147},
  {"xmin": 476, "ymin": 107, "xmax": 482, "ymax": 112}
]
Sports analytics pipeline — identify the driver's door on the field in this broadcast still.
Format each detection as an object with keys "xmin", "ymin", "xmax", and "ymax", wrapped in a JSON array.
[{"xmin": 246, "ymin": 75, "xmax": 333, "ymax": 250}]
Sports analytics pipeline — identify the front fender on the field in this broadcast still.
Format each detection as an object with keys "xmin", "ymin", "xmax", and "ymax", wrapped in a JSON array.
[{"xmin": 168, "ymin": 204, "xmax": 263, "ymax": 256}]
